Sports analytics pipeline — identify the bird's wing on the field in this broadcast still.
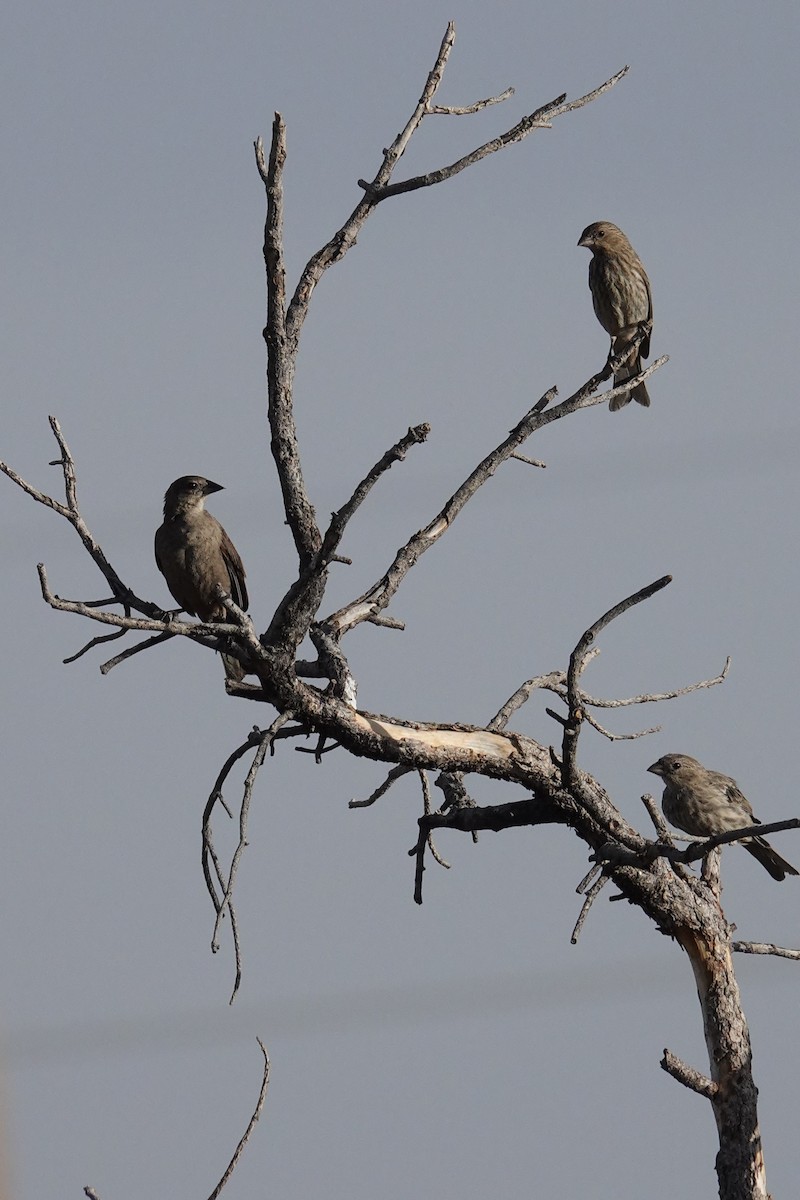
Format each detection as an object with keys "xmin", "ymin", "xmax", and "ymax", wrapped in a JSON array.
[
  {"xmin": 154, "ymin": 525, "xmax": 193, "ymax": 614},
  {"xmin": 722, "ymin": 779, "xmax": 756, "ymax": 821},
  {"xmin": 219, "ymin": 525, "xmax": 248, "ymax": 611}
]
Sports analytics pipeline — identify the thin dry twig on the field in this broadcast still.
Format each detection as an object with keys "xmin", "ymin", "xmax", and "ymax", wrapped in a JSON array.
[
  {"xmin": 206, "ymin": 1039, "xmax": 271, "ymax": 1200},
  {"xmin": 582, "ymin": 709, "xmax": 661, "ymax": 741},
  {"xmin": 570, "ymin": 873, "xmax": 609, "ymax": 944},
  {"xmin": 592, "ymin": 817, "xmax": 800, "ymax": 871},
  {"xmin": 661, "ymin": 1049, "xmax": 717, "ymax": 1099},
  {"xmin": 510, "ymin": 452, "xmax": 547, "ymax": 468},
  {"xmin": 732, "ymin": 942, "xmax": 800, "ymax": 961},
  {"xmin": 319, "ymin": 424, "xmax": 431, "ymax": 564},
  {"xmin": 561, "ymin": 575, "xmax": 673, "ymax": 785},
  {"xmin": 325, "ymin": 387, "xmax": 607, "ymax": 637},
  {"xmin": 351, "ymin": 765, "xmax": 413, "ymax": 808},
  {"xmin": 419, "ymin": 770, "xmax": 450, "ymax": 870},
  {"xmin": 428, "ymin": 85, "xmax": 515, "ymax": 115},
  {"xmin": 100, "ymin": 630, "xmax": 176, "ymax": 674},
  {"xmin": 581, "ymin": 657, "xmax": 732, "ymax": 710},
  {"xmin": 358, "ymin": 67, "xmax": 629, "ymax": 201},
  {"xmin": 202, "ymin": 716, "xmax": 292, "ymax": 1002}
]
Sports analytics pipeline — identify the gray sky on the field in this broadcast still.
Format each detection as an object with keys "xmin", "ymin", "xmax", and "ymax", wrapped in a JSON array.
[{"xmin": 3, "ymin": 1, "xmax": 800, "ymax": 1196}]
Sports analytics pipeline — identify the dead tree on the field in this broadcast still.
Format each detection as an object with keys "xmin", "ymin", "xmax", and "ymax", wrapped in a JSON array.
[{"xmin": 2, "ymin": 24, "xmax": 796, "ymax": 1200}]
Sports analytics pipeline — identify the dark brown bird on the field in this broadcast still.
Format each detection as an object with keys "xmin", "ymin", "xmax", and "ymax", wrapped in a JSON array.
[
  {"xmin": 578, "ymin": 221, "xmax": 653, "ymax": 410},
  {"xmin": 154, "ymin": 475, "xmax": 249, "ymax": 681},
  {"xmin": 648, "ymin": 753, "xmax": 798, "ymax": 881}
]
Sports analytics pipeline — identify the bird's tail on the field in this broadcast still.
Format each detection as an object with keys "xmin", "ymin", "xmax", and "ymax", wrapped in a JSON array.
[
  {"xmin": 744, "ymin": 836, "xmax": 799, "ymax": 882},
  {"xmin": 610, "ymin": 351, "xmax": 650, "ymax": 410},
  {"xmin": 609, "ymin": 328, "xmax": 650, "ymax": 410}
]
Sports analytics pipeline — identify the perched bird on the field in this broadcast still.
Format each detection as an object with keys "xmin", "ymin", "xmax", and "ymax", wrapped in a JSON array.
[
  {"xmin": 154, "ymin": 475, "xmax": 249, "ymax": 682},
  {"xmin": 648, "ymin": 753, "xmax": 798, "ymax": 881},
  {"xmin": 578, "ymin": 220, "xmax": 653, "ymax": 410}
]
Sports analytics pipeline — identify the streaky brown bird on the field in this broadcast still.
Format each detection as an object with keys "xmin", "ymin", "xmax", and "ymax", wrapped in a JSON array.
[
  {"xmin": 648, "ymin": 753, "xmax": 798, "ymax": 882},
  {"xmin": 154, "ymin": 475, "xmax": 249, "ymax": 681},
  {"xmin": 578, "ymin": 220, "xmax": 653, "ymax": 410}
]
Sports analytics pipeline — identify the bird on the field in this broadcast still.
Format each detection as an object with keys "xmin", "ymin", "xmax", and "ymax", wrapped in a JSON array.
[
  {"xmin": 647, "ymin": 753, "xmax": 798, "ymax": 881},
  {"xmin": 578, "ymin": 220, "xmax": 653, "ymax": 410},
  {"xmin": 154, "ymin": 475, "xmax": 249, "ymax": 682}
]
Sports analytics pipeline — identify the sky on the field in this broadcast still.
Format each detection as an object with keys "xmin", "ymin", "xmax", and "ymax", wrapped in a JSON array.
[{"xmin": 2, "ymin": 1, "xmax": 799, "ymax": 1196}]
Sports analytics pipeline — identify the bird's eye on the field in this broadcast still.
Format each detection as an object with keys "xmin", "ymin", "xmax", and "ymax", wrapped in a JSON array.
[
  {"xmin": 597, "ymin": 229, "xmax": 605, "ymax": 238},
  {"xmin": 669, "ymin": 760, "xmax": 682, "ymax": 771}
]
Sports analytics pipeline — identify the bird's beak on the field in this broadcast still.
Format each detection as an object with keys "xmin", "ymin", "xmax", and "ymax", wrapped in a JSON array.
[
  {"xmin": 646, "ymin": 760, "xmax": 664, "ymax": 777},
  {"xmin": 203, "ymin": 480, "xmax": 224, "ymax": 496},
  {"xmin": 577, "ymin": 235, "xmax": 589, "ymax": 248}
]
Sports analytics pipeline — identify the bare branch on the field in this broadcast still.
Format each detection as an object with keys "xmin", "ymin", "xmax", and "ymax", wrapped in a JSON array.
[
  {"xmin": 488, "ymin": 674, "xmax": 565, "ymax": 731},
  {"xmin": 350, "ymin": 764, "xmax": 412, "ymax": 808},
  {"xmin": 582, "ymin": 709, "xmax": 661, "ymax": 741},
  {"xmin": 509, "ymin": 452, "xmax": 547, "ymax": 468},
  {"xmin": 63, "ymin": 624, "xmax": 129, "ymax": 665},
  {"xmin": 320, "ymin": 423, "xmax": 431, "ymax": 564},
  {"xmin": 206, "ymin": 1039, "xmax": 271, "ymax": 1200},
  {"xmin": 325, "ymin": 391, "xmax": 608, "ymax": 637},
  {"xmin": 581, "ymin": 657, "xmax": 731, "ymax": 710},
  {"xmin": 359, "ymin": 67, "xmax": 629, "ymax": 201},
  {"xmin": 420, "ymin": 771, "xmax": 450, "ymax": 863},
  {"xmin": 571, "ymin": 874, "xmax": 609, "ymax": 944},
  {"xmin": 202, "ymin": 716, "xmax": 291, "ymax": 1003},
  {"xmin": 561, "ymin": 575, "xmax": 673, "ymax": 785},
  {"xmin": 258, "ymin": 115, "xmax": 321, "ymax": 568},
  {"xmin": 661, "ymin": 1049, "xmax": 717, "ymax": 1100},
  {"xmin": 283, "ymin": 23, "xmax": 456, "ymax": 345},
  {"xmin": 641, "ymin": 794, "xmax": 673, "ymax": 842},
  {"xmin": 732, "ymin": 942, "xmax": 800, "ymax": 961},
  {"xmin": 99, "ymin": 631, "xmax": 176, "ymax": 674},
  {"xmin": 592, "ymin": 817, "xmax": 800, "ymax": 870},
  {"xmin": 2, "ymin": 420, "xmax": 166, "ymax": 621},
  {"xmin": 429, "ymin": 86, "xmax": 515, "ymax": 115}
]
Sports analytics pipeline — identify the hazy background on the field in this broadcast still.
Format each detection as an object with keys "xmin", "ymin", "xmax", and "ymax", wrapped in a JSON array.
[{"xmin": 2, "ymin": 1, "xmax": 799, "ymax": 1196}]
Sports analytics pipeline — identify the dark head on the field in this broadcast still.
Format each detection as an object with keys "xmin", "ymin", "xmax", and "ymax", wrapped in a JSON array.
[
  {"xmin": 647, "ymin": 753, "xmax": 700, "ymax": 781},
  {"xmin": 162, "ymin": 475, "xmax": 223, "ymax": 518},
  {"xmin": 578, "ymin": 220, "xmax": 627, "ymax": 254}
]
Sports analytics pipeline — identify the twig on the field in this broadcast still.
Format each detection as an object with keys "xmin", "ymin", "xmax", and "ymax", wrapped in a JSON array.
[
  {"xmin": 350, "ymin": 764, "xmax": 412, "ymax": 808},
  {"xmin": 63, "ymin": 623, "xmax": 129, "ymax": 664},
  {"xmin": 661, "ymin": 1049, "xmax": 717, "ymax": 1099},
  {"xmin": 576, "ymin": 863, "xmax": 602, "ymax": 894},
  {"xmin": 100, "ymin": 630, "xmax": 176, "ymax": 674},
  {"xmin": 359, "ymin": 67, "xmax": 629, "ymax": 201},
  {"xmin": 319, "ymin": 423, "xmax": 430, "ymax": 563},
  {"xmin": 419, "ymin": 770, "xmax": 450, "ymax": 869},
  {"xmin": 2, "ymin": 419, "xmax": 160, "ymax": 615},
  {"xmin": 581, "ymin": 657, "xmax": 731, "ymax": 710},
  {"xmin": 732, "ymin": 942, "xmax": 800, "ymax": 961},
  {"xmin": 561, "ymin": 575, "xmax": 672, "ymax": 785},
  {"xmin": 510, "ymin": 452, "xmax": 546, "ymax": 468},
  {"xmin": 325, "ymin": 393, "xmax": 601, "ymax": 637},
  {"xmin": 641, "ymin": 794, "xmax": 672, "ymax": 841},
  {"xmin": 258, "ymin": 115, "xmax": 321, "ymax": 568},
  {"xmin": 282, "ymin": 23, "xmax": 456, "ymax": 344},
  {"xmin": 488, "ymin": 674, "xmax": 563, "ymax": 730},
  {"xmin": 571, "ymin": 874, "xmax": 608, "ymax": 944},
  {"xmin": 582, "ymin": 709, "xmax": 661, "ymax": 741},
  {"xmin": 592, "ymin": 817, "xmax": 800, "ymax": 870},
  {"xmin": 428, "ymin": 85, "xmax": 515, "ymax": 115},
  {"xmin": 202, "ymin": 718, "xmax": 292, "ymax": 1001},
  {"xmin": 206, "ymin": 1039, "xmax": 271, "ymax": 1200}
]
